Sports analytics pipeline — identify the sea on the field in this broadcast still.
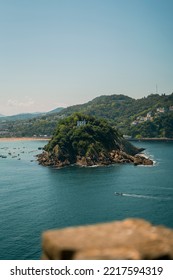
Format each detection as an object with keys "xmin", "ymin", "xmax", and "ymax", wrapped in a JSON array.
[{"xmin": 0, "ymin": 140, "xmax": 173, "ymax": 260}]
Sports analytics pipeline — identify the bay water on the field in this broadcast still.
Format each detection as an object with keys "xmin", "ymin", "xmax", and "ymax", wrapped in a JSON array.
[{"xmin": 0, "ymin": 140, "xmax": 173, "ymax": 259}]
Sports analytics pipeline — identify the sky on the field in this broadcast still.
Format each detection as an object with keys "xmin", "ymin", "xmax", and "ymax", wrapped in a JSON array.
[{"xmin": 0, "ymin": 0, "xmax": 173, "ymax": 115}]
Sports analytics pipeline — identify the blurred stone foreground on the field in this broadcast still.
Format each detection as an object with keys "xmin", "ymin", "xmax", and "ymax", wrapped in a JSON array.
[{"xmin": 42, "ymin": 218, "xmax": 173, "ymax": 260}]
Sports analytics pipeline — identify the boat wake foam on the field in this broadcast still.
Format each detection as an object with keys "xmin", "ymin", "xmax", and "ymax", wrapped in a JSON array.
[{"xmin": 115, "ymin": 193, "xmax": 172, "ymax": 200}]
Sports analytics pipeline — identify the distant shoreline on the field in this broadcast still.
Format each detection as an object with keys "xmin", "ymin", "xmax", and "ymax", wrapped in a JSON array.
[
  {"xmin": 0, "ymin": 137, "xmax": 173, "ymax": 142},
  {"xmin": 0, "ymin": 137, "xmax": 50, "ymax": 142},
  {"xmin": 129, "ymin": 138, "xmax": 173, "ymax": 142}
]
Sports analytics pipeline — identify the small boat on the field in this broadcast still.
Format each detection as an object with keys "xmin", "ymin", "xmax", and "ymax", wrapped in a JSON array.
[
  {"xmin": 114, "ymin": 192, "xmax": 123, "ymax": 196},
  {"xmin": 0, "ymin": 155, "xmax": 7, "ymax": 158}
]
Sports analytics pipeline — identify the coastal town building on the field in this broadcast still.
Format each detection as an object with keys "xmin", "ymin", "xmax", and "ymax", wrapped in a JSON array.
[
  {"xmin": 131, "ymin": 106, "xmax": 173, "ymax": 126},
  {"xmin": 156, "ymin": 107, "xmax": 165, "ymax": 113},
  {"xmin": 131, "ymin": 113, "xmax": 153, "ymax": 125}
]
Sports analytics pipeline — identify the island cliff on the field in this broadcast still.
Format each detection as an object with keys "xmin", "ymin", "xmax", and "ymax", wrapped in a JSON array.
[{"xmin": 37, "ymin": 113, "xmax": 153, "ymax": 167}]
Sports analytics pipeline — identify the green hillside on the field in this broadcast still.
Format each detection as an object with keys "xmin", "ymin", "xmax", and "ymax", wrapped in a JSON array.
[{"xmin": 1, "ymin": 93, "xmax": 173, "ymax": 138}]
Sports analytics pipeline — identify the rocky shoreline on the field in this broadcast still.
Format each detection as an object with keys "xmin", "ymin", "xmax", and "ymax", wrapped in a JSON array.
[{"xmin": 37, "ymin": 149, "xmax": 153, "ymax": 168}]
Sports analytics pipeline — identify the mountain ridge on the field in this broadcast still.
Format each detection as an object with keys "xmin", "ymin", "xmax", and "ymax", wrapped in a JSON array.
[
  {"xmin": 0, "ymin": 107, "xmax": 64, "ymax": 121},
  {"xmin": 0, "ymin": 93, "xmax": 173, "ymax": 138}
]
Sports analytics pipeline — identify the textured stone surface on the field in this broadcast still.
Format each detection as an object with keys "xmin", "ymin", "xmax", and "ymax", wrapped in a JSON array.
[
  {"xmin": 42, "ymin": 218, "xmax": 173, "ymax": 260},
  {"xmin": 38, "ymin": 150, "xmax": 153, "ymax": 167}
]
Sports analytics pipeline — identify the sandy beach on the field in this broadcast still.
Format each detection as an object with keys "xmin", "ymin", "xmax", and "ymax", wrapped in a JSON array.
[{"xmin": 0, "ymin": 137, "xmax": 50, "ymax": 142}]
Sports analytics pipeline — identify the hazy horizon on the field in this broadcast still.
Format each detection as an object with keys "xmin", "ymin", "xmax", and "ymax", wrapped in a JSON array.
[{"xmin": 1, "ymin": 0, "xmax": 173, "ymax": 115}]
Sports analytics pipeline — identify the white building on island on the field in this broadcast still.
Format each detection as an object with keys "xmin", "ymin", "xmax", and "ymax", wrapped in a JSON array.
[{"xmin": 77, "ymin": 120, "xmax": 87, "ymax": 127}]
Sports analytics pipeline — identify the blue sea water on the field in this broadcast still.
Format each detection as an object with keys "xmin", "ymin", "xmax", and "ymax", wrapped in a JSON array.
[{"xmin": 0, "ymin": 140, "xmax": 173, "ymax": 260}]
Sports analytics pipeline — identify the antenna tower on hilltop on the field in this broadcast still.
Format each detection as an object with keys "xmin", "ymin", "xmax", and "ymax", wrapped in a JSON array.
[{"xmin": 156, "ymin": 84, "xmax": 158, "ymax": 94}]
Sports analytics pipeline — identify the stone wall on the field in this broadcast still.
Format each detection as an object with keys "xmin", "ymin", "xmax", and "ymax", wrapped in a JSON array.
[{"xmin": 42, "ymin": 218, "xmax": 173, "ymax": 260}]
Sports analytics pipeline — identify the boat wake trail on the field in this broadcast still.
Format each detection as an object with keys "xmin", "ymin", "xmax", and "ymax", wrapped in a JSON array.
[
  {"xmin": 122, "ymin": 193, "xmax": 158, "ymax": 199},
  {"xmin": 115, "ymin": 193, "xmax": 172, "ymax": 201}
]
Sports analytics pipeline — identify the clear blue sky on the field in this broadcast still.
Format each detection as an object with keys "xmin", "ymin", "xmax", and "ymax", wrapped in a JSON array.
[{"xmin": 0, "ymin": 0, "xmax": 173, "ymax": 115}]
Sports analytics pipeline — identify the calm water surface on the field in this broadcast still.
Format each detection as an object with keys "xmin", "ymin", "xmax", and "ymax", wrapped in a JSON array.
[{"xmin": 0, "ymin": 140, "xmax": 173, "ymax": 259}]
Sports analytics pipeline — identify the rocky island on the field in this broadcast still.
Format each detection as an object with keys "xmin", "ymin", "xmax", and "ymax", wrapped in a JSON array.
[{"xmin": 37, "ymin": 113, "xmax": 153, "ymax": 167}]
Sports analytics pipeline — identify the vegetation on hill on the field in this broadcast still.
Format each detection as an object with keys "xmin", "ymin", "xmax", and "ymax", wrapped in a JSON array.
[
  {"xmin": 45, "ymin": 113, "xmax": 139, "ymax": 155},
  {"xmin": 60, "ymin": 93, "xmax": 173, "ymax": 138},
  {"xmin": 37, "ymin": 113, "xmax": 153, "ymax": 167}
]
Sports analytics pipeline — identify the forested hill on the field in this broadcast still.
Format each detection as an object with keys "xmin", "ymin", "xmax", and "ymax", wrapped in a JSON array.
[
  {"xmin": 58, "ymin": 93, "xmax": 173, "ymax": 138},
  {"xmin": 37, "ymin": 113, "xmax": 152, "ymax": 167},
  {"xmin": 1, "ymin": 93, "xmax": 173, "ymax": 138},
  {"xmin": 60, "ymin": 93, "xmax": 173, "ymax": 120},
  {"xmin": 59, "ymin": 94, "xmax": 133, "ymax": 118}
]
